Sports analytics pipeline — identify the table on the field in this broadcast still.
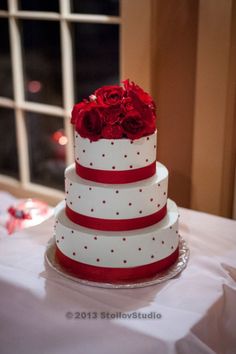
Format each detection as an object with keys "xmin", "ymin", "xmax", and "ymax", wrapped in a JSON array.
[{"xmin": 0, "ymin": 191, "xmax": 236, "ymax": 354}]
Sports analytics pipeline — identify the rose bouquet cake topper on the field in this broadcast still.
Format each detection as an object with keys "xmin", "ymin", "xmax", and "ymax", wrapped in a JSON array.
[{"xmin": 71, "ymin": 80, "xmax": 157, "ymax": 141}]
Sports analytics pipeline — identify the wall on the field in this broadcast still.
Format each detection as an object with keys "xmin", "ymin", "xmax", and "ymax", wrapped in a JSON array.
[
  {"xmin": 151, "ymin": 0, "xmax": 236, "ymax": 218},
  {"xmin": 151, "ymin": 0, "xmax": 198, "ymax": 208}
]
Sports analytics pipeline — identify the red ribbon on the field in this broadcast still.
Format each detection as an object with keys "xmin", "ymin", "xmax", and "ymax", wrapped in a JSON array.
[
  {"xmin": 56, "ymin": 246, "xmax": 179, "ymax": 283},
  {"xmin": 66, "ymin": 204, "xmax": 167, "ymax": 231},
  {"xmin": 76, "ymin": 161, "xmax": 156, "ymax": 184}
]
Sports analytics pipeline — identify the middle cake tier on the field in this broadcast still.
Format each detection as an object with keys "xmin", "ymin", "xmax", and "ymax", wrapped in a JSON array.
[{"xmin": 65, "ymin": 162, "xmax": 168, "ymax": 231}]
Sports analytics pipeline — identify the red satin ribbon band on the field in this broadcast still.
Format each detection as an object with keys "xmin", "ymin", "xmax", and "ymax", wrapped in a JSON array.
[
  {"xmin": 66, "ymin": 204, "xmax": 167, "ymax": 231},
  {"xmin": 76, "ymin": 161, "xmax": 156, "ymax": 184},
  {"xmin": 56, "ymin": 246, "xmax": 179, "ymax": 283}
]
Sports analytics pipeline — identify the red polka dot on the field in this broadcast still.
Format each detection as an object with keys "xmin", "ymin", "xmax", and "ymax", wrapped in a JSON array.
[
  {"xmin": 146, "ymin": 159, "xmax": 149, "ymax": 162},
  {"xmin": 154, "ymin": 145, "xmax": 156, "ymax": 149},
  {"xmin": 83, "ymin": 149, "xmax": 85, "ymax": 153},
  {"xmin": 61, "ymin": 236, "xmax": 64, "ymax": 240},
  {"xmin": 112, "ymin": 166, "xmax": 116, "ymax": 169},
  {"xmin": 171, "ymin": 246, "xmax": 174, "ymax": 249},
  {"xmin": 123, "ymin": 260, "xmax": 127, "ymax": 263},
  {"xmin": 91, "ymin": 209, "xmax": 94, "ymax": 212},
  {"xmin": 111, "ymin": 249, "xmax": 114, "ymax": 253},
  {"xmin": 84, "ymin": 246, "xmax": 88, "ymax": 249},
  {"xmin": 96, "ymin": 258, "xmax": 100, "ymax": 262},
  {"xmin": 122, "ymin": 238, "xmax": 126, "ymax": 241},
  {"xmin": 139, "ymin": 189, "xmax": 142, "ymax": 192},
  {"xmin": 111, "ymin": 142, "xmax": 114, "ymax": 145},
  {"xmin": 66, "ymin": 191, "xmax": 68, "ymax": 194},
  {"xmin": 139, "ymin": 210, "xmax": 142, "ymax": 214},
  {"xmin": 116, "ymin": 212, "xmax": 119, "ymax": 215},
  {"xmin": 70, "ymin": 183, "xmax": 72, "ymax": 186},
  {"xmin": 78, "ymin": 195, "xmax": 81, "ymax": 199},
  {"xmin": 151, "ymin": 255, "xmax": 154, "ymax": 258},
  {"xmin": 138, "ymin": 247, "xmax": 142, "ymax": 251},
  {"xmin": 158, "ymin": 183, "xmax": 160, "ymax": 187},
  {"xmin": 70, "ymin": 201, "xmax": 72, "ymax": 205},
  {"xmin": 130, "ymin": 141, "xmax": 133, "ymax": 144},
  {"xmin": 71, "ymin": 230, "xmax": 74, "ymax": 234},
  {"xmin": 128, "ymin": 202, "xmax": 132, "ymax": 206},
  {"xmin": 170, "ymin": 226, "xmax": 172, "ymax": 229},
  {"xmin": 124, "ymin": 155, "xmax": 127, "ymax": 158},
  {"xmin": 73, "ymin": 252, "xmax": 76, "ymax": 256},
  {"xmin": 176, "ymin": 230, "xmax": 178, "ymax": 234},
  {"xmin": 147, "ymin": 137, "xmax": 150, "ymax": 141},
  {"xmin": 56, "ymin": 240, "xmax": 59, "ymax": 243},
  {"xmin": 129, "ymin": 165, "xmax": 133, "ymax": 168},
  {"xmin": 94, "ymin": 236, "xmax": 97, "ymax": 240},
  {"xmin": 90, "ymin": 162, "xmax": 93, "ymax": 166},
  {"xmin": 76, "ymin": 157, "xmax": 79, "ymax": 161},
  {"xmin": 161, "ymin": 240, "xmax": 164, "ymax": 244},
  {"xmin": 137, "ymin": 152, "xmax": 140, "ymax": 155},
  {"xmin": 164, "ymin": 192, "xmax": 166, "ymax": 195},
  {"xmin": 150, "ymin": 198, "xmax": 153, "ymax": 202},
  {"xmin": 102, "ymin": 154, "xmax": 105, "ymax": 157},
  {"xmin": 56, "ymin": 220, "xmax": 58, "ymax": 224},
  {"xmin": 157, "ymin": 204, "xmax": 160, "ymax": 208},
  {"xmin": 102, "ymin": 200, "xmax": 106, "ymax": 204},
  {"xmin": 116, "ymin": 190, "xmax": 119, "ymax": 194},
  {"xmin": 152, "ymin": 237, "xmax": 155, "ymax": 241}
]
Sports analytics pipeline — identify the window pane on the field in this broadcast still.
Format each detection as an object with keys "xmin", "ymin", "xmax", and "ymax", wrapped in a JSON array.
[
  {"xmin": 72, "ymin": 23, "xmax": 119, "ymax": 101},
  {"xmin": 0, "ymin": 19, "xmax": 13, "ymax": 98},
  {"xmin": 19, "ymin": 0, "xmax": 59, "ymax": 12},
  {"xmin": 71, "ymin": 0, "xmax": 119, "ymax": 16},
  {"xmin": 21, "ymin": 20, "xmax": 62, "ymax": 106},
  {"xmin": 0, "ymin": 0, "xmax": 8, "ymax": 10},
  {"xmin": 26, "ymin": 112, "xmax": 66, "ymax": 190},
  {"xmin": 0, "ymin": 108, "xmax": 19, "ymax": 179}
]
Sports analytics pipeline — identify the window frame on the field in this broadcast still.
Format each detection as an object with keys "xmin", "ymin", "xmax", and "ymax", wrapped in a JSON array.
[{"xmin": 0, "ymin": 0, "xmax": 151, "ymax": 205}]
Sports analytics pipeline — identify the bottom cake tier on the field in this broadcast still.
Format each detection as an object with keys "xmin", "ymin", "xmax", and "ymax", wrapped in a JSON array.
[{"xmin": 54, "ymin": 199, "xmax": 180, "ymax": 283}]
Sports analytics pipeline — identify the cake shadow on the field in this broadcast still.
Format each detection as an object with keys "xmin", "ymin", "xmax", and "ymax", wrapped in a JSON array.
[{"xmin": 41, "ymin": 260, "xmax": 175, "ymax": 313}]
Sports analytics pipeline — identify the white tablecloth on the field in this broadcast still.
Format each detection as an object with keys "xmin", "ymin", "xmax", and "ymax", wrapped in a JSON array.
[{"xmin": 0, "ymin": 191, "xmax": 236, "ymax": 354}]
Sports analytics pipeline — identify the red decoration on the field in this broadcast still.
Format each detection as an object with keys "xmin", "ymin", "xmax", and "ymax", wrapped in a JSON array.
[
  {"xmin": 71, "ymin": 80, "xmax": 156, "ymax": 141},
  {"xmin": 55, "ymin": 246, "xmax": 179, "ymax": 283},
  {"xmin": 76, "ymin": 161, "xmax": 156, "ymax": 184},
  {"xmin": 66, "ymin": 204, "xmax": 167, "ymax": 231}
]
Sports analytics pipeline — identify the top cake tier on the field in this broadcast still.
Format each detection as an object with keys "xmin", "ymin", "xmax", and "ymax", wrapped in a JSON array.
[
  {"xmin": 71, "ymin": 80, "xmax": 157, "ymax": 184},
  {"xmin": 75, "ymin": 131, "xmax": 157, "ymax": 184}
]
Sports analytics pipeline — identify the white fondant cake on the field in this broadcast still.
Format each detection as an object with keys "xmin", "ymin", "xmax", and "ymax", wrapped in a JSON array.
[
  {"xmin": 75, "ymin": 131, "xmax": 157, "ymax": 171},
  {"xmin": 53, "ymin": 80, "xmax": 180, "ymax": 283},
  {"xmin": 55, "ymin": 199, "xmax": 179, "ymax": 268},
  {"xmin": 65, "ymin": 162, "xmax": 168, "ymax": 220}
]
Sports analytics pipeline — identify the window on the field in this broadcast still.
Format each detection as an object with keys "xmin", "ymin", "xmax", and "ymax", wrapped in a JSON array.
[{"xmin": 0, "ymin": 0, "xmax": 150, "ymax": 203}]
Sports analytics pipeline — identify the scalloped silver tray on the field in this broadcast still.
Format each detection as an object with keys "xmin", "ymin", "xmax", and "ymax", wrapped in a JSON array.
[{"xmin": 45, "ymin": 236, "xmax": 189, "ymax": 289}]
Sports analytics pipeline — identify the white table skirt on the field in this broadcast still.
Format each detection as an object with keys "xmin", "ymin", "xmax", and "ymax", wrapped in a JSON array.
[{"xmin": 0, "ymin": 191, "xmax": 236, "ymax": 354}]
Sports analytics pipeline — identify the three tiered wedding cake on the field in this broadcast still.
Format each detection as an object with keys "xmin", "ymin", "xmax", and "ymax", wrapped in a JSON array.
[{"xmin": 53, "ymin": 80, "xmax": 180, "ymax": 283}]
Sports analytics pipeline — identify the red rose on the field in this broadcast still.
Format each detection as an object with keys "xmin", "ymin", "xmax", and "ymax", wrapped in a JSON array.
[
  {"xmin": 95, "ymin": 85, "xmax": 124, "ymax": 106},
  {"xmin": 103, "ymin": 106, "xmax": 123, "ymax": 125},
  {"xmin": 121, "ymin": 110, "xmax": 147, "ymax": 140},
  {"xmin": 123, "ymin": 79, "xmax": 155, "ymax": 108},
  {"xmin": 101, "ymin": 124, "xmax": 124, "ymax": 139},
  {"xmin": 123, "ymin": 80, "xmax": 156, "ymax": 134},
  {"xmin": 75, "ymin": 103, "xmax": 103, "ymax": 141},
  {"xmin": 121, "ymin": 97, "xmax": 134, "ymax": 113},
  {"xmin": 71, "ymin": 101, "xmax": 89, "ymax": 125}
]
